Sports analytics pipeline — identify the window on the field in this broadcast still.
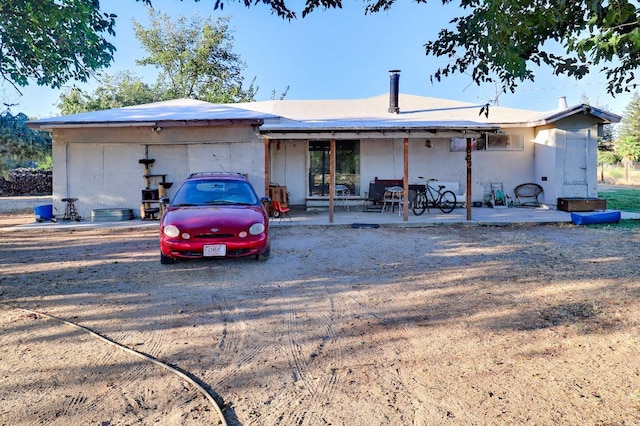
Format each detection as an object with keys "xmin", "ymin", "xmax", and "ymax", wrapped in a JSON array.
[
  {"xmin": 450, "ymin": 133, "xmax": 524, "ymax": 151},
  {"xmin": 309, "ymin": 140, "xmax": 360, "ymax": 196},
  {"xmin": 450, "ymin": 138, "xmax": 477, "ymax": 151},
  {"xmin": 485, "ymin": 133, "xmax": 524, "ymax": 150}
]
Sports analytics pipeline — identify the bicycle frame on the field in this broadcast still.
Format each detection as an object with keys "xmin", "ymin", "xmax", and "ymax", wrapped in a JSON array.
[{"xmin": 412, "ymin": 178, "xmax": 457, "ymax": 215}]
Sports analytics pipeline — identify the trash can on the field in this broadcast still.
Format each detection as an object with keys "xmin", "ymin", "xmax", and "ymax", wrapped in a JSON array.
[{"xmin": 34, "ymin": 204, "xmax": 53, "ymax": 222}]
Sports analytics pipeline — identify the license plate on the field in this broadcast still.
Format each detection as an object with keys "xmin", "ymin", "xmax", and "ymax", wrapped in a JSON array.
[{"xmin": 203, "ymin": 244, "xmax": 226, "ymax": 257}]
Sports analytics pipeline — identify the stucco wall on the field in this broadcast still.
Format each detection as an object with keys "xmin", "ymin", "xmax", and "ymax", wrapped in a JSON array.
[
  {"xmin": 268, "ymin": 139, "xmax": 307, "ymax": 205},
  {"xmin": 52, "ymin": 125, "xmax": 265, "ymax": 218},
  {"xmin": 531, "ymin": 116, "xmax": 601, "ymax": 207}
]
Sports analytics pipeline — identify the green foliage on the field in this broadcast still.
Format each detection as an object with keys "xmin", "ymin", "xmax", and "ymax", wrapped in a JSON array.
[
  {"xmin": 616, "ymin": 92, "xmax": 640, "ymax": 162},
  {"xmin": 58, "ymin": 12, "xmax": 257, "ymax": 113},
  {"xmin": 5, "ymin": 0, "xmax": 640, "ymax": 104},
  {"xmin": 417, "ymin": 0, "xmax": 640, "ymax": 96},
  {"xmin": 598, "ymin": 150, "xmax": 620, "ymax": 165},
  {"xmin": 617, "ymin": 136, "xmax": 640, "ymax": 162},
  {"xmin": 598, "ymin": 123, "xmax": 616, "ymax": 151},
  {"xmin": 58, "ymin": 72, "xmax": 158, "ymax": 115},
  {"xmin": 133, "ymin": 11, "xmax": 256, "ymax": 103},
  {"xmin": 0, "ymin": 111, "xmax": 52, "ymax": 177},
  {"xmin": 0, "ymin": 0, "xmax": 117, "ymax": 92},
  {"xmin": 37, "ymin": 155, "xmax": 53, "ymax": 170}
]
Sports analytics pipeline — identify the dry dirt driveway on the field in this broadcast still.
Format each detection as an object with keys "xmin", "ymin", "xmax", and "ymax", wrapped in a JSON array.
[{"xmin": 1, "ymin": 221, "xmax": 639, "ymax": 425}]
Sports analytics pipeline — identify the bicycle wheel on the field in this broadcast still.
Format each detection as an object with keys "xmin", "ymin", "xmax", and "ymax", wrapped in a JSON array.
[
  {"xmin": 438, "ymin": 190, "xmax": 457, "ymax": 213},
  {"xmin": 412, "ymin": 192, "xmax": 427, "ymax": 216}
]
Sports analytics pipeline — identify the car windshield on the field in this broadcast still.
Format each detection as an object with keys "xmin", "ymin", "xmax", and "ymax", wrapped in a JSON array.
[{"xmin": 171, "ymin": 179, "xmax": 260, "ymax": 207}]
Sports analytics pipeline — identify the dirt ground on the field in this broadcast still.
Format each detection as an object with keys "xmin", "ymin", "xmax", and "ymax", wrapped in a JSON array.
[{"xmin": 1, "ymin": 213, "xmax": 640, "ymax": 425}]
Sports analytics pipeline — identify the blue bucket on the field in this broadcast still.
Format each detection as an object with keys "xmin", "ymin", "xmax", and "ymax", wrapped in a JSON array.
[{"xmin": 34, "ymin": 204, "xmax": 53, "ymax": 221}]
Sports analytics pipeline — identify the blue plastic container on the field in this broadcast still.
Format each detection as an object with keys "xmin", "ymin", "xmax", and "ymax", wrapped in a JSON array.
[
  {"xmin": 34, "ymin": 204, "xmax": 53, "ymax": 221},
  {"xmin": 571, "ymin": 211, "xmax": 621, "ymax": 225}
]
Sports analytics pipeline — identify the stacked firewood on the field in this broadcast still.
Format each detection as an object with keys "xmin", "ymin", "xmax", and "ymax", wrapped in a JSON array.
[{"xmin": 0, "ymin": 168, "xmax": 52, "ymax": 196}]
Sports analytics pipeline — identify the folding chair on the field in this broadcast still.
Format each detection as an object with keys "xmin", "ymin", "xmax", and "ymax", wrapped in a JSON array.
[{"xmin": 335, "ymin": 184, "xmax": 350, "ymax": 210}]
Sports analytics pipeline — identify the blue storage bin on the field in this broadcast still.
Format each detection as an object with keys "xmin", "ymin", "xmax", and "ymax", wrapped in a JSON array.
[{"xmin": 571, "ymin": 211, "xmax": 621, "ymax": 225}]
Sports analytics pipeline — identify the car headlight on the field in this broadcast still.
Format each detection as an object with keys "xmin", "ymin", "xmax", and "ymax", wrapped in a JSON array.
[
  {"xmin": 249, "ymin": 223, "xmax": 265, "ymax": 235},
  {"xmin": 163, "ymin": 224, "xmax": 180, "ymax": 238}
]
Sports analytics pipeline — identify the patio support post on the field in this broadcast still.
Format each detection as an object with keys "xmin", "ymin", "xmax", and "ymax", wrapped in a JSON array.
[
  {"xmin": 403, "ymin": 137, "xmax": 409, "ymax": 221},
  {"xmin": 329, "ymin": 138, "xmax": 336, "ymax": 223},
  {"xmin": 264, "ymin": 137, "xmax": 270, "ymax": 197},
  {"xmin": 466, "ymin": 137, "xmax": 472, "ymax": 221}
]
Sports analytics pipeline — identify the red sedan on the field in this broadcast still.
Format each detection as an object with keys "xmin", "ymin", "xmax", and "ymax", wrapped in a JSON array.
[{"xmin": 159, "ymin": 172, "xmax": 270, "ymax": 264}]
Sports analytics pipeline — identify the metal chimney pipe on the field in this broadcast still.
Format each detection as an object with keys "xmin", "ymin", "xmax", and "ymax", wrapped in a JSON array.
[{"xmin": 388, "ymin": 69, "xmax": 401, "ymax": 114}]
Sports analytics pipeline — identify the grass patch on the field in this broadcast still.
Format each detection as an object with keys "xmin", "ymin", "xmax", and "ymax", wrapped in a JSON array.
[
  {"xmin": 591, "ymin": 189, "xmax": 640, "ymax": 229},
  {"xmin": 598, "ymin": 189, "xmax": 640, "ymax": 213}
]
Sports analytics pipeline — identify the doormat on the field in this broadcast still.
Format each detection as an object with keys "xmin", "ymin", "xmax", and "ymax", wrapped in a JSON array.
[{"xmin": 351, "ymin": 223, "xmax": 380, "ymax": 229}]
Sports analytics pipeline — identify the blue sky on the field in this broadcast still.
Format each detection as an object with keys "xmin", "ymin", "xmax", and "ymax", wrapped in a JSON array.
[{"xmin": 4, "ymin": 0, "xmax": 635, "ymax": 119}]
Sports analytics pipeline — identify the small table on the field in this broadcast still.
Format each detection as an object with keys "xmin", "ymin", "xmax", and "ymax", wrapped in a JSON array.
[{"xmin": 381, "ymin": 186, "xmax": 403, "ymax": 215}]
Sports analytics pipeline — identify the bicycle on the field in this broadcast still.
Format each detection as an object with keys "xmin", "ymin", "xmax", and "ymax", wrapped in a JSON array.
[{"xmin": 412, "ymin": 177, "xmax": 457, "ymax": 215}]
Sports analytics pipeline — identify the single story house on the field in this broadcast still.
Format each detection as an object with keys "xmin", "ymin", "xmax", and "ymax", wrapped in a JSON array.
[{"xmin": 28, "ymin": 71, "xmax": 621, "ymax": 221}]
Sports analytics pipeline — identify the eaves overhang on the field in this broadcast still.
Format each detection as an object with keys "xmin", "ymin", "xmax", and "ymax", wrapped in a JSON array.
[
  {"xmin": 27, "ymin": 118, "xmax": 265, "ymax": 130},
  {"xmin": 526, "ymin": 104, "xmax": 622, "ymax": 127},
  {"xmin": 260, "ymin": 118, "xmax": 500, "ymax": 140},
  {"xmin": 26, "ymin": 98, "xmax": 276, "ymax": 130}
]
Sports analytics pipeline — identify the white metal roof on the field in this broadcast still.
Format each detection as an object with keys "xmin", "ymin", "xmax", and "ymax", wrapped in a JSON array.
[
  {"xmin": 27, "ymin": 94, "xmax": 620, "ymax": 133},
  {"xmin": 27, "ymin": 99, "xmax": 277, "ymax": 129}
]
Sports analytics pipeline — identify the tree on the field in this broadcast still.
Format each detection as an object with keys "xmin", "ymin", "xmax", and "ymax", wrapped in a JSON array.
[
  {"xmin": 616, "ymin": 92, "xmax": 640, "ymax": 162},
  {"xmin": 0, "ymin": 1, "xmax": 117, "ymax": 93},
  {"xmin": 0, "ymin": 111, "xmax": 52, "ymax": 176},
  {"xmin": 57, "ymin": 12, "xmax": 257, "ymax": 114},
  {"xmin": 58, "ymin": 72, "xmax": 158, "ymax": 115},
  {"xmin": 133, "ymin": 11, "xmax": 256, "ymax": 103},
  {"xmin": 7, "ymin": 1, "xmax": 640, "ymax": 105}
]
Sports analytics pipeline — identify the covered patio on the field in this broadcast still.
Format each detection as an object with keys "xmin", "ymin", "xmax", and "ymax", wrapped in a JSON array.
[{"xmin": 262, "ymin": 121, "xmax": 499, "ymax": 224}]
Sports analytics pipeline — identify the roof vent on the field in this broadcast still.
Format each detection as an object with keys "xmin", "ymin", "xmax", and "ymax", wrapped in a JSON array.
[
  {"xmin": 388, "ymin": 70, "xmax": 401, "ymax": 114},
  {"xmin": 558, "ymin": 96, "xmax": 568, "ymax": 109}
]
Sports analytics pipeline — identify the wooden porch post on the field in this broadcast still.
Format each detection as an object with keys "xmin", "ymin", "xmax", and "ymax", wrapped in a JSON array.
[
  {"xmin": 329, "ymin": 139, "xmax": 336, "ymax": 224},
  {"xmin": 466, "ymin": 137, "xmax": 472, "ymax": 221},
  {"xmin": 403, "ymin": 137, "xmax": 409, "ymax": 221},
  {"xmin": 264, "ymin": 137, "xmax": 270, "ymax": 197}
]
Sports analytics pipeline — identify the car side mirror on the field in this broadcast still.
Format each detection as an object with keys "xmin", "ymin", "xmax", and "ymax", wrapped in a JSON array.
[{"xmin": 261, "ymin": 196, "xmax": 271, "ymax": 204}]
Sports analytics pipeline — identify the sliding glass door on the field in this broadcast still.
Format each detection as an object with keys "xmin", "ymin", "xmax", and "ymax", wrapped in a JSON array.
[{"xmin": 308, "ymin": 140, "xmax": 360, "ymax": 196}]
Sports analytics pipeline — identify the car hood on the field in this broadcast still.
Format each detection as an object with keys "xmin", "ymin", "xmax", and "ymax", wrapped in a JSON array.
[{"xmin": 163, "ymin": 206, "xmax": 267, "ymax": 231}]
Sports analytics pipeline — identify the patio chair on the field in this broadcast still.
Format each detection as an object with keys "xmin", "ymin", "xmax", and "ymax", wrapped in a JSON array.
[
  {"xmin": 363, "ymin": 180, "xmax": 386, "ymax": 212},
  {"xmin": 514, "ymin": 183, "xmax": 543, "ymax": 207},
  {"xmin": 335, "ymin": 184, "xmax": 350, "ymax": 211}
]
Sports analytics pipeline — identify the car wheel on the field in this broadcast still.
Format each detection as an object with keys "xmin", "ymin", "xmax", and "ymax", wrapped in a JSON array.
[
  {"xmin": 255, "ymin": 243, "xmax": 270, "ymax": 261},
  {"xmin": 160, "ymin": 251, "xmax": 175, "ymax": 264}
]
